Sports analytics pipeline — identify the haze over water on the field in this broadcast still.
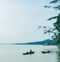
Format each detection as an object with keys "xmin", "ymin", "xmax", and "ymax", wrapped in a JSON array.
[{"xmin": 0, "ymin": 45, "xmax": 57, "ymax": 62}]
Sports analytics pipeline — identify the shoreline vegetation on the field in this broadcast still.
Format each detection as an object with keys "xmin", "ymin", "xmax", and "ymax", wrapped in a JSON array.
[
  {"xmin": 14, "ymin": 39, "xmax": 57, "ymax": 45},
  {"xmin": 0, "ymin": 39, "xmax": 57, "ymax": 45}
]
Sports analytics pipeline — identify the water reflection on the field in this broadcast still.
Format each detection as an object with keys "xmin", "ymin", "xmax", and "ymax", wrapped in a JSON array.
[{"xmin": 57, "ymin": 47, "xmax": 60, "ymax": 62}]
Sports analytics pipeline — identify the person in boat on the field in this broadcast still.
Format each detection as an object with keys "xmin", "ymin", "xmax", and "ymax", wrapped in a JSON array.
[
  {"xmin": 30, "ymin": 49, "xmax": 32, "ymax": 53},
  {"xmin": 30, "ymin": 49, "xmax": 34, "ymax": 54}
]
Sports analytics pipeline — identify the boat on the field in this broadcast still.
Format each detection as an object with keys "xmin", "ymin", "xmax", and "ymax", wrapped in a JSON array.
[
  {"xmin": 41, "ymin": 50, "xmax": 51, "ymax": 54},
  {"xmin": 23, "ymin": 49, "xmax": 35, "ymax": 55}
]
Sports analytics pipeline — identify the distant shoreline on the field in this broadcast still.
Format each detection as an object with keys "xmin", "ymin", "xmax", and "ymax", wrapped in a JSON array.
[{"xmin": 0, "ymin": 39, "xmax": 57, "ymax": 45}]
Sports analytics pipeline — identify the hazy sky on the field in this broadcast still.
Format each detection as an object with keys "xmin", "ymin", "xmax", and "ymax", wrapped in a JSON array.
[{"xmin": 0, "ymin": 0, "xmax": 59, "ymax": 43}]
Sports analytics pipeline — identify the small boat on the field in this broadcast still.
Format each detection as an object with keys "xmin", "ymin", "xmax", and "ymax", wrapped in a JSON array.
[
  {"xmin": 41, "ymin": 50, "xmax": 51, "ymax": 54},
  {"xmin": 23, "ymin": 49, "xmax": 35, "ymax": 55}
]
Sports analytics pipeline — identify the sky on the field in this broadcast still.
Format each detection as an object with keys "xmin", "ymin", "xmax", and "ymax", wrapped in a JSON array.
[{"xmin": 0, "ymin": 0, "xmax": 59, "ymax": 43}]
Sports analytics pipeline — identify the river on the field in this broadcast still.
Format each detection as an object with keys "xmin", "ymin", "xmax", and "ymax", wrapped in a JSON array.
[{"xmin": 0, "ymin": 45, "xmax": 58, "ymax": 62}]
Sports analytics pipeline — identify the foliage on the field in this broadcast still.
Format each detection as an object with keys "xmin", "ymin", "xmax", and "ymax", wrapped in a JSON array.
[
  {"xmin": 44, "ymin": 0, "xmax": 60, "ymax": 10},
  {"xmin": 44, "ymin": 0, "xmax": 60, "ymax": 44},
  {"xmin": 38, "ymin": 0, "xmax": 60, "ymax": 44}
]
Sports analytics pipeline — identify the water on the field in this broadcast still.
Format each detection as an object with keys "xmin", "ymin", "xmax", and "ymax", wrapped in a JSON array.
[{"xmin": 0, "ymin": 45, "xmax": 58, "ymax": 62}]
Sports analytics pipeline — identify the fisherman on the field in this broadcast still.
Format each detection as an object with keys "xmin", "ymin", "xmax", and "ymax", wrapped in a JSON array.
[{"xmin": 30, "ymin": 49, "xmax": 32, "ymax": 53}]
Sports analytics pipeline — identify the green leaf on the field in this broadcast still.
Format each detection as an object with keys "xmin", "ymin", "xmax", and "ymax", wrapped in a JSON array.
[
  {"xmin": 50, "ymin": 0, "xmax": 59, "ymax": 4},
  {"xmin": 48, "ymin": 16, "xmax": 57, "ymax": 21},
  {"xmin": 44, "ymin": 6, "xmax": 51, "ymax": 8},
  {"xmin": 53, "ymin": 5, "xmax": 60, "ymax": 10}
]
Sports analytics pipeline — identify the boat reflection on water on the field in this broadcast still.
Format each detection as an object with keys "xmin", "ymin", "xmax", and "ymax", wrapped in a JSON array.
[{"xmin": 23, "ymin": 49, "xmax": 35, "ymax": 55}]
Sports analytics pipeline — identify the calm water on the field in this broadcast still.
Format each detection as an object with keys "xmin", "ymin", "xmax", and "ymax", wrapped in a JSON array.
[{"xmin": 0, "ymin": 45, "xmax": 58, "ymax": 62}]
